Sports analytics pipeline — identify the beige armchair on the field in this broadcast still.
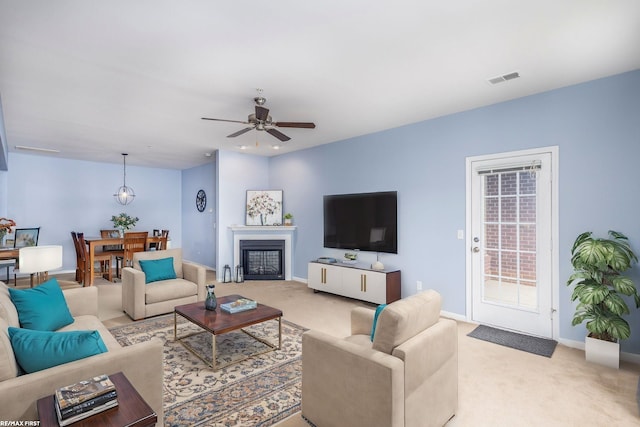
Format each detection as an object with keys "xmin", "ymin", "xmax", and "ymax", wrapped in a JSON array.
[
  {"xmin": 122, "ymin": 248, "xmax": 206, "ymax": 320},
  {"xmin": 302, "ymin": 290, "xmax": 458, "ymax": 427}
]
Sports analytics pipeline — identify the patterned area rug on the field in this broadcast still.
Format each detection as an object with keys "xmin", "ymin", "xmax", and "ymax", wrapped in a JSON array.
[{"xmin": 109, "ymin": 314, "xmax": 306, "ymax": 426}]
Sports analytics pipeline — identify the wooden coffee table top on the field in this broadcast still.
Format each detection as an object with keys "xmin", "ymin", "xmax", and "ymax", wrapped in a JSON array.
[{"xmin": 175, "ymin": 294, "xmax": 282, "ymax": 335}]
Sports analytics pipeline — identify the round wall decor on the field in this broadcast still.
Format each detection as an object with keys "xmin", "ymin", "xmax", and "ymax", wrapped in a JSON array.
[{"xmin": 196, "ymin": 189, "xmax": 207, "ymax": 212}]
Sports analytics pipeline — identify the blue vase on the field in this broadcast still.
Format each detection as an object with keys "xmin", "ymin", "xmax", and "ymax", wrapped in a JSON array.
[{"xmin": 205, "ymin": 285, "xmax": 217, "ymax": 311}]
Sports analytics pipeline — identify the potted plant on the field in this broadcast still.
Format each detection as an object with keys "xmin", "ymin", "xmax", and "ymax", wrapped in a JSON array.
[
  {"xmin": 284, "ymin": 213, "xmax": 294, "ymax": 226},
  {"xmin": 111, "ymin": 212, "xmax": 139, "ymax": 236},
  {"xmin": 567, "ymin": 230, "xmax": 640, "ymax": 368}
]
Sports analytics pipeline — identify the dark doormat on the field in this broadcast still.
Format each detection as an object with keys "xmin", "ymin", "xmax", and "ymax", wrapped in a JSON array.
[{"xmin": 468, "ymin": 325, "xmax": 557, "ymax": 358}]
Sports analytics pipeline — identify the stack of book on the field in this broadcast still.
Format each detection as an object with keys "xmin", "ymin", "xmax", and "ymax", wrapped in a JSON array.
[
  {"xmin": 220, "ymin": 298, "xmax": 258, "ymax": 313},
  {"xmin": 54, "ymin": 374, "xmax": 118, "ymax": 426}
]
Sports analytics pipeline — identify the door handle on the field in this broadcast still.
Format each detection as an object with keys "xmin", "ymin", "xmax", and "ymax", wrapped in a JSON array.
[{"xmin": 473, "ymin": 247, "xmax": 480, "ymax": 253}]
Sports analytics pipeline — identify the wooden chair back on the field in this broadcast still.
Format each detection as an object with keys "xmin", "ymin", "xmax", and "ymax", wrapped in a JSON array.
[
  {"xmin": 100, "ymin": 229, "xmax": 123, "ymax": 252},
  {"xmin": 70, "ymin": 231, "xmax": 85, "ymax": 283},
  {"xmin": 71, "ymin": 231, "xmax": 113, "ymax": 283},
  {"xmin": 156, "ymin": 229, "xmax": 170, "ymax": 251},
  {"xmin": 123, "ymin": 231, "xmax": 148, "ymax": 267}
]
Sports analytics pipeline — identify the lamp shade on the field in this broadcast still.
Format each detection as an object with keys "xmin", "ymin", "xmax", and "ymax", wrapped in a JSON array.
[{"xmin": 19, "ymin": 245, "xmax": 63, "ymax": 274}]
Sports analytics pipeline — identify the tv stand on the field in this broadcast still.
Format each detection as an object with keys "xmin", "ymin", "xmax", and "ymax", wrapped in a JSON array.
[{"xmin": 308, "ymin": 261, "xmax": 401, "ymax": 304}]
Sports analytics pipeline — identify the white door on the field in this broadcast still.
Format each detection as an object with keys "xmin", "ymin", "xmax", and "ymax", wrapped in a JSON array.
[{"xmin": 468, "ymin": 148, "xmax": 556, "ymax": 338}]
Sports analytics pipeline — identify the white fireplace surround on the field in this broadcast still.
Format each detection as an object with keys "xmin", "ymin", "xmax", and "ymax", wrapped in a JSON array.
[{"xmin": 230, "ymin": 225, "xmax": 296, "ymax": 280}]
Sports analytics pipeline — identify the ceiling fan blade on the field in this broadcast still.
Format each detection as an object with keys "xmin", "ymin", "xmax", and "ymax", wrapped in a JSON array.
[
  {"xmin": 202, "ymin": 117, "xmax": 249, "ymax": 124},
  {"xmin": 275, "ymin": 122, "xmax": 316, "ymax": 129},
  {"xmin": 227, "ymin": 127, "xmax": 254, "ymax": 138},
  {"xmin": 255, "ymin": 106, "xmax": 270, "ymax": 122},
  {"xmin": 266, "ymin": 128, "xmax": 291, "ymax": 142}
]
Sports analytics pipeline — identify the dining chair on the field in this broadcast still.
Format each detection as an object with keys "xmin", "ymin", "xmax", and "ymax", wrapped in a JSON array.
[
  {"xmin": 71, "ymin": 231, "xmax": 113, "ymax": 284},
  {"xmin": 0, "ymin": 258, "xmax": 16, "ymax": 285},
  {"xmin": 100, "ymin": 229, "xmax": 125, "ymax": 277},
  {"xmin": 120, "ymin": 231, "xmax": 149, "ymax": 270},
  {"xmin": 155, "ymin": 229, "xmax": 170, "ymax": 251}
]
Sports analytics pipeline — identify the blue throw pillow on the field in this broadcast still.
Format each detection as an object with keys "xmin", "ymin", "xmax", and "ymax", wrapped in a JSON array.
[
  {"xmin": 8, "ymin": 327, "xmax": 107, "ymax": 374},
  {"xmin": 8, "ymin": 277, "xmax": 74, "ymax": 331},
  {"xmin": 370, "ymin": 304, "xmax": 387, "ymax": 341},
  {"xmin": 139, "ymin": 257, "xmax": 177, "ymax": 284}
]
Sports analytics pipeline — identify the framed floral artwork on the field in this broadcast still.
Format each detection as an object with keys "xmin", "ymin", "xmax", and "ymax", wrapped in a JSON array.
[{"xmin": 246, "ymin": 190, "xmax": 283, "ymax": 226}]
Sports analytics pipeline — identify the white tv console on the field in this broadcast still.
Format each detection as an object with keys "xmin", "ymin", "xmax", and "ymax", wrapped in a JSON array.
[{"xmin": 307, "ymin": 261, "xmax": 401, "ymax": 305}]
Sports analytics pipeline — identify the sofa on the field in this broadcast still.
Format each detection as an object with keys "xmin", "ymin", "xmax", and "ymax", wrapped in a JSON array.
[
  {"xmin": 302, "ymin": 290, "xmax": 458, "ymax": 427},
  {"xmin": 122, "ymin": 248, "xmax": 206, "ymax": 320},
  {"xmin": 0, "ymin": 281, "xmax": 164, "ymax": 422}
]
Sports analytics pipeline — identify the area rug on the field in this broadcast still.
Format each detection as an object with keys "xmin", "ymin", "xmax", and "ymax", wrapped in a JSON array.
[
  {"xmin": 109, "ymin": 314, "xmax": 306, "ymax": 426},
  {"xmin": 467, "ymin": 325, "xmax": 557, "ymax": 358}
]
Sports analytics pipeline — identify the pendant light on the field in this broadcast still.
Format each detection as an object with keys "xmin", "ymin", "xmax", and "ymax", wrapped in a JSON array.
[{"xmin": 114, "ymin": 153, "xmax": 135, "ymax": 205}]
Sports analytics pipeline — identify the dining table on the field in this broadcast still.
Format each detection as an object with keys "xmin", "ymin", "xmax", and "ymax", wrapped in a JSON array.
[{"xmin": 84, "ymin": 235, "xmax": 165, "ymax": 286}]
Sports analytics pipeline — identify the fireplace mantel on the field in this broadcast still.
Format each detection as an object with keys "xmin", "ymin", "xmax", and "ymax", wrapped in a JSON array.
[
  {"xmin": 229, "ymin": 225, "xmax": 297, "ymax": 232},
  {"xmin": 229, "ymin": 225, "xmax": 296, "ymax": 281}
]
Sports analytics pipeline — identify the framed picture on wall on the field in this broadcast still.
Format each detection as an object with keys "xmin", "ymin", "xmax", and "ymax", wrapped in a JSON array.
[{"xmin": 246, "ymin": 190, "xmax": 283, "ymax": 226}]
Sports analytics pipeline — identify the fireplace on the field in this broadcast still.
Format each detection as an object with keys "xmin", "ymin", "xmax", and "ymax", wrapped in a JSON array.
[
  {"xmin": 230, "ymin": 225, "xmax": 295, "ymax": 281},
  {"xmin": 239, "ymin": 239, "xmax": 285, "ymax": 280}
]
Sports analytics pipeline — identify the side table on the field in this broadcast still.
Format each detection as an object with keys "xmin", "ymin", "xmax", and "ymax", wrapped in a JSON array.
[{"xmin": 37, "ymin": 372, "xmax": 157, "ymax": 427}]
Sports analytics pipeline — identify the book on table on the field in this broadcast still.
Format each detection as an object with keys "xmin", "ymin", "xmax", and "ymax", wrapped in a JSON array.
[
  {"xmin": 55, "ymin": 398, "xmax": 118, "ymax": 426},
  {"xmin": 220, "ymin": 298, "xmax": 258, "ymax": 313},
  {"xmin": 55, "ymin": 389, "xmax": 118, "ymax": 420},
  {"xmin": 54, "ymin": 374, "xmax": 118, "ymax": 421}
]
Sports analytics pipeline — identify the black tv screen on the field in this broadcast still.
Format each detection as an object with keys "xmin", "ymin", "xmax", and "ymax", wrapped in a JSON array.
[{"xmin": 323, "ymin": 191, "xmax": 397, "ymax": 254}]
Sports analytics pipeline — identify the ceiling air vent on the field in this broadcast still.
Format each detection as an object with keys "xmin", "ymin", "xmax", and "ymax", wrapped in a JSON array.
[{"xmin": 487, "ymin": 71, "xmax": 520, "ymax": 85}]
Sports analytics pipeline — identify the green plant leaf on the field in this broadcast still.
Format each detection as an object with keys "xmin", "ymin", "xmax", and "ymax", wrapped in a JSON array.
[
  {"xmin": 607, "ymin": 245, "xmax": 631, "ymax": 271},
  {"xmin": 571, "ymin": 231, "xmax": 593, "ymax": 255},
  {"xmin": 576, "ymin": 284, "xmax": 609, "ymax": 305},
  {"xmin": 575, "ymin": 239, "xmax": 609, "ymax": 271},
  {"xmin": 572, "ymin": 312, "xmax": 588, "ymax": 326},
  {"xmin": 570, "ymin": 285, "xmax": 582, "ymax": 302},
  {"xmin": 567, "ymin": 272, "xmax": 589, "ymax": 286},
  {"xmin": 611, "ymin": 276, "xmax": 637, "ymax": 296},
  {"xmin": 603, "ymin": 293, "xmax": 629, "ymax": 316},
  {"xmin": 607, "ymin": 316, "xmax": 631, "ymax": 340},
  {"xmin": 586, "ymin": 317, "xmax": 608, "ymax": 335}
]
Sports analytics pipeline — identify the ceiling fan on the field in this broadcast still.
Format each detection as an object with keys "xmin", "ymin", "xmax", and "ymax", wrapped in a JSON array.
[{"xmin": 201, "ymin": 90, "xmax": 315, "ymax": 142}]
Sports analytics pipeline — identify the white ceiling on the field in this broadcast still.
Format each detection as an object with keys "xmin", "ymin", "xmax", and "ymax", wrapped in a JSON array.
[{"xmin": 0, "ymin": 0, "xmax": 639, "ymax": 169}]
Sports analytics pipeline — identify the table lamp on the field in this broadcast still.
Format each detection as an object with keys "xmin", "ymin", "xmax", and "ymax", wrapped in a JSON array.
[{"xmin": 18, "ymin": 245, "xmax": 63, "ymax": 287}]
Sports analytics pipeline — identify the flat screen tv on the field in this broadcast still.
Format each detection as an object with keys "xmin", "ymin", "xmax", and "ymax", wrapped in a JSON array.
[{"xmin": 323, "ymin": 191, "xmax": 397, "ymax": 254}]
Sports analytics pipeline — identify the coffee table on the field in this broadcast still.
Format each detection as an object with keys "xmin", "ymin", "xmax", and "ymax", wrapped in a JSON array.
[{"xmin": 174, "ymin": 294, "xmax": 283, "ymax": 370}]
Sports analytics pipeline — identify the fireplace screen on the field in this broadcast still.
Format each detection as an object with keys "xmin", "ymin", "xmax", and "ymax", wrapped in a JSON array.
[{"xmin": 240, "ymin": 240, "xmax": 285, "ymax": 280}]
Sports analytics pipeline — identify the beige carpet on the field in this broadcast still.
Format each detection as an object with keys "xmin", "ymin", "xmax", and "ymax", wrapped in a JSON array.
[{"xmin": 46, "ymin": 272, "xmax": 640, "ymax": 426}]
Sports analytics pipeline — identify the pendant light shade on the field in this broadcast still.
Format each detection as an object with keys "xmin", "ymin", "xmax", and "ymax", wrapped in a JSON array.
[{"xmin": 114, "ymin": 153, "xmax": 135, "ymax": 205}]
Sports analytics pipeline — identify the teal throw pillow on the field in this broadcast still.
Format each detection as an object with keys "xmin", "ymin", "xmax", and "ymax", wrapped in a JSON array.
[
  {"xmin": 139, "ymin": 257, "xmax": 177, "ymax": 284},
  {"xmin": 8, "ymin": 277, "xmax": 74, "ymax": 331},
  {"xmin": 8, "ymin": 327, "xmax": 107, "ymax": 373},
  {"xmin": 370, "ymin": 304, "xmax": 387, "ymax": 341}
]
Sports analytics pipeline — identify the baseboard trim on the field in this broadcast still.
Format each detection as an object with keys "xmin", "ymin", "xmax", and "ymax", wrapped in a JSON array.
[{"xmin": 441, "ymin": 310, "xmax": 467, "ymax": 322}]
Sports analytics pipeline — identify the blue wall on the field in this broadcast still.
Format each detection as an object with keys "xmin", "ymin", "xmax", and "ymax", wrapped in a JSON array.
[
  {"xmin": 265, "ymin": 70, "xmax": 640, "ymax": 353},
  {"xmin": 215, "ymin": 149, "xmax": 270, "ymax": 272},
  {"xmin": 1, "ymin": 153, "xmax": 183, "ymax": 270},
  {"xmin": 182, "ymin": 161, "xmax": 216, "ymax": 268}
]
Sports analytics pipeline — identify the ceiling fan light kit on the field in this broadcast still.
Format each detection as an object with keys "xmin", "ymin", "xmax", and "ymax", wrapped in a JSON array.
[{"xmin": 202, "ymin": 89, "xmax": 315, "ymax": 144}]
